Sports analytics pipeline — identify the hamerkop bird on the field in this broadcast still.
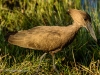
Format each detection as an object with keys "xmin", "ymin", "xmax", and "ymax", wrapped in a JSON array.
[{"xmin": 8, "ymin": 9, "xmax": 97, "ymax": 74}]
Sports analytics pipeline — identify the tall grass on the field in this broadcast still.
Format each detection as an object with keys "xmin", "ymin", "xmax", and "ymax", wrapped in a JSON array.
[{"xmin": 0, "ymin": 0, "xmax": 100, "ymax": 75}]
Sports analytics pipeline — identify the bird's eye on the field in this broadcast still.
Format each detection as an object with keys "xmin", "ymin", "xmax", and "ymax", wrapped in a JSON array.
[{"xmin": 84, "ymin": 18, "xmax": 87, "ymax": 21}]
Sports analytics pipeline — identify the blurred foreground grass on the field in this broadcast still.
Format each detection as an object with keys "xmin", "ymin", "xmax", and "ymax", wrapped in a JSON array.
[{"xmin": 0, "ymin": 0, "xmax": 100, "ymax": 75}]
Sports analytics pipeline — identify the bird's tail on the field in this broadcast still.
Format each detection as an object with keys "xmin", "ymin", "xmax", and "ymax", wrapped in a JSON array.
[{"xmin": 2, "ymin": 27, "xmax": 18, "ymax": 42}]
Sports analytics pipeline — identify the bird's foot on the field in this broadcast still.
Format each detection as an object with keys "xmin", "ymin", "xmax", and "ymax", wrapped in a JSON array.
[
  {"xmin": 33, "ymin": 66, "xmax": 42, "ymax": 75},
  {"xmin": 53, "ymin": 66, "xmax": 59, "ymax": 75}
]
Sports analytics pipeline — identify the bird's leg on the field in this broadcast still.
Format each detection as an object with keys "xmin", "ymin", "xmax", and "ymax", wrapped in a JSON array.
[
  {"xmin": 36, "ymin": 52, "xmax": 47, "ymax": 72},
  {"xmin": 39, "ymin": 52, "xmax": 47, "ymax": 67},
  {"xmin": 52, "ymin": 54, "xmax": 59, "ymax": 75}
]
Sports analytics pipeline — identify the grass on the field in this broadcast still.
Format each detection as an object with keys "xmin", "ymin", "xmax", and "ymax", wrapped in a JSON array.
[{"xmin": 0, "ymin": 0, "xmax": 100, "ymax": 75}]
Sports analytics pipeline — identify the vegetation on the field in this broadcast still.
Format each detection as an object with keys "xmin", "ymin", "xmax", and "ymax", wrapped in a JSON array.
[{"xmin": 0, "ymin": 0, "xmax": 100, "ymax": 75}]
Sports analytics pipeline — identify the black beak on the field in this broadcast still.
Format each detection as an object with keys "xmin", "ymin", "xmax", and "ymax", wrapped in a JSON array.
[{"xmin": 86, "ymin": 22, "xmax": 97, "ymax": 42}]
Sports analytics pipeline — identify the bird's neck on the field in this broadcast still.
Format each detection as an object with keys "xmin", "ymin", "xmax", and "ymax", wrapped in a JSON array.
[
  {"xmin": 71, "ymin": 22, "xmax": 82, "ymax": 31},
  {"xmin": 61, "ymin": 22, "xmax": 82, "ymax": 47},
  {"xmin": 73, "ymin": 22, "xmax": 82, "ymax": 27}
]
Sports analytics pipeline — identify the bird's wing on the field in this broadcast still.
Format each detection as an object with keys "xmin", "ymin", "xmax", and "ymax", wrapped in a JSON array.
[{"xmin": 8, "ymin": 26, "xmax": 63, "ymax": 51}]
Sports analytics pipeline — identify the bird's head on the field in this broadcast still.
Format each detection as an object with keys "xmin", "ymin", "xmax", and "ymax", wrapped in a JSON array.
[{"xmin": 67, "ymin": 9, "xmax": 97, "ymax": 42}]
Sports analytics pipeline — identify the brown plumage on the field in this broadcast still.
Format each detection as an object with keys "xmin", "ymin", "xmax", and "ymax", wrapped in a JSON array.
[{"xmin": 8, "ymin": 9, "xmax": 97, "ymax": 74}]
